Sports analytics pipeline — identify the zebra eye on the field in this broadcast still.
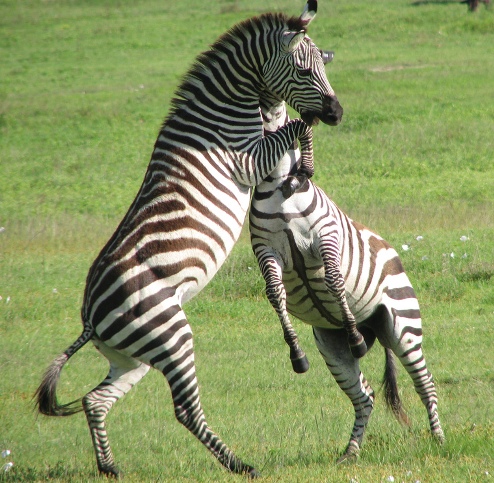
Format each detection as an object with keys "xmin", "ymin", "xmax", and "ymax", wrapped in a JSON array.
[{"xmin": 299, "ymin": 68, "xmax": 312, "ymax": 77}]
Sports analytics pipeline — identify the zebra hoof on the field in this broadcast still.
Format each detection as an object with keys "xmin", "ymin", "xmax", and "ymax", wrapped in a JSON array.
[
  {"xmin": 291, "ymin": 355, "xmax": 309, "ymax": 373},
  {"xmin": 246, "ymin": 466, "xmax": 261, "ymax": 479},
  {"xmin": 350, "ymin": 339, "xmax": 367, "ymax": 359},
  {"xmin": 336, "ymin": 450, "xmax": 359, "ymax": 465},
  {"xmin": 98, "ymin": 465, "xmax": 120, "ymax": 479},
  {"xmin": 433, "ymin": 428, "xmax": 446, "ymax": 445},
  {"xmin": 337, "ymin": 441, "xmax": 360, "ymax": 464},
  {"xmin": 281, "ymin": 177, "xmax": 299, "ymax": 199}
]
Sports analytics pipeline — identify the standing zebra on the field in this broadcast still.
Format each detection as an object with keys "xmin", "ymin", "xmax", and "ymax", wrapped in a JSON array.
[
  {"xmin": 250, "ymin": 97, "xmax": 445, "ymax": 462},
  {"xmin": 34, "ymin": 0, "xmax": 343, "ymax": 477}
]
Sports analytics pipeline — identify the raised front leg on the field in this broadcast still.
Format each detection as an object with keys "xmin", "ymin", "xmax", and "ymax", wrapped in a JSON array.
[
  {"xmin": 319, "ymin": 234, "xmax": 367, "ymax": 358},
  {"xmin": 243, "ymin": 119, "xmax": 313, "ymax": 187},
  {"xmin": 255, "ymin": 248, "xmax": 309, "ymax": 373},
  {"xmin": 281, "ymin": 122, "xmax": 314, "ymax": 199}
]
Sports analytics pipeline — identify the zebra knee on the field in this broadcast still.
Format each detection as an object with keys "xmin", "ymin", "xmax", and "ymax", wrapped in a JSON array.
[
  {"xmin": 82, "ymin": 392, "xmax": 99, "ymax": 415},
  {"xmin": 174, "ymin": 401, "xmax": 202, "ymax": 432}
]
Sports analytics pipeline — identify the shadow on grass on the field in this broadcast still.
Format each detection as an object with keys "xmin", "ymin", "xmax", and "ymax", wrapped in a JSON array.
[
  {"xmin": 0, "ymin": 462, "xmax": 97, "ymax": 482},
  {"xmin": 410, "ymin": 0, "xmax": 464, "ymax": 4}
]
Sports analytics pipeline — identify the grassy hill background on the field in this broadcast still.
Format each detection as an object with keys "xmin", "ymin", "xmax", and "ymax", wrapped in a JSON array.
[{"xmin": 1, "ymin": 0, "xmax": 493, "ymax": 481}]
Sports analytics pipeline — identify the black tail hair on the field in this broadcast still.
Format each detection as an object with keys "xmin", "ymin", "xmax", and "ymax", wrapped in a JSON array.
[
  {"xmin": 382, "ymin": 348, "xmax": 410, "ymax": 426},
  {"xmin": 34, "ymin": 326, "xmax": 94, "ymax": 416}
]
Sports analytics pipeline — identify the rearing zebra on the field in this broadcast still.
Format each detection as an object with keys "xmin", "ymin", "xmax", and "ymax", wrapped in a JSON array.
[
  {"xmin": 34, "ymin": 1, "xmax": 343, "ymax": 477},
  {"xmin": 250, "ymin": 96, "xmax": 445, "ymax": 461}
]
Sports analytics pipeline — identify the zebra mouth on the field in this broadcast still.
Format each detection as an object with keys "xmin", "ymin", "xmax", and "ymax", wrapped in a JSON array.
[
  {"xmin": 318, "ymin": 110, "xmax": 343, "ymax": 126},
  {"xmin": 300, "ymin": 111, "xmax": 320, "ymax": 126},
  {"xmin": 300, "ymin": 104, "xmax": 343, "ymax": 127},
  {"xmin": 302, "ymin": 95, "xmax": 344, "ymax": 127}
]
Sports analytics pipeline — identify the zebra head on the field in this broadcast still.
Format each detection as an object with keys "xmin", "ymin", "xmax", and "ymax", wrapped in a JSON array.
[{"xmin": 262, "ymin": 0, "xmax": 343, "ymax": 126}]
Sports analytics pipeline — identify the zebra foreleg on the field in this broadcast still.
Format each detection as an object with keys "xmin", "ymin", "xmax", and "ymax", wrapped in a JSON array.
[
  {"xmin": 281, "ymin": 120, "xmax": 314, "ymax": 199},
  {"xmin": 82, "ymin": 342, "xmax": 150, "ymax": 477},
  {"xmin": 313, "ymin": 327, "xmax": 374, "ymax": 462},
  {"xmin": 320, "ymin": 242, "xmax": 367, "ymax": 358},
  {"xmin": 256, "ymin": 250, "xmax": 309, "ymax": 373}
]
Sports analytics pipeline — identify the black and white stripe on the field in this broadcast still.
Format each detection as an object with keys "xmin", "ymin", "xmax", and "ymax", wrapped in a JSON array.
[
  {"xmin": 250, "ymin": 97, "xmax": 444, "ymax": 461},
  {"xmin": 35, "ymin": 1, "xmax": 343, "ymax": 477}
]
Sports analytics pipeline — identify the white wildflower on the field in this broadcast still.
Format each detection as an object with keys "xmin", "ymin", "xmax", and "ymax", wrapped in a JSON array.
[
  {"xmin": 386, "ymin": 476, "xmax": 395, "ymax": 483},
  {"xmin": 416, "ymin": 235, "xmax": 423, "ymax": 241},
  {"xmin": 450, "ymin": 252, "xmax": 455, "ymax": 258},
  {"xmin": 0, "ymin": 227, "xmax": 5, "ymax": 234},
  {"xmin": 52, "ymin": 288, "xmax": 58, "ymax": 294},
  {"xmin": 460, "ymin": 235, "xmax": 469, "ymax": 242},
  {"xmin": 402, "ymin": 244, "xmax": 410, "ymax": 251},
  {"xmin": 462, "ymin": 253, "xmax": 468, "ymax": 259}
]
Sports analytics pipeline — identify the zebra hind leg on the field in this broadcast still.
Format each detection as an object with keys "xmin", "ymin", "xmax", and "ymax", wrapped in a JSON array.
[
  {"xmin": 312, "ymin": 327, "xmax": 375, "ymax": 463},
  {"xmin": 82, "ymin": 340, "xmax": 150, "ymax": 477},
  {"xmin": 379, "ymin": 305, "xmax": 445, "ymax": 444},
  {"xmin": 149, "ymin": 311, "xmax": 259, "ymax": 477}
]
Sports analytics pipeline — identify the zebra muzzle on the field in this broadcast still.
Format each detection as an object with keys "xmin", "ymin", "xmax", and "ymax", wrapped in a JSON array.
[{"xmin": 302, "ymin": 95, "xmax": 343, "ymax": 127}]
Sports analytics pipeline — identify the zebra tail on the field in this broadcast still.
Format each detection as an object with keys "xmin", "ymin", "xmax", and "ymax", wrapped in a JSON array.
[
  {"xmin": 382, "ymin": 348, "xmax": 411, "ymax": 426},
  {"xmin": 34, "ymin": 326, "xmax": 94, "ymax": 417}
]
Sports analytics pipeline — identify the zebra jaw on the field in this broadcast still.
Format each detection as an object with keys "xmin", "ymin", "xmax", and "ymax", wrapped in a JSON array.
[
  {"xmin": 301, "ymin": 93, "xmax": 344, "ymax": 126},
  {"xmin": 300, "ymin": 111, "xmax": 320, "ymax": 126}
]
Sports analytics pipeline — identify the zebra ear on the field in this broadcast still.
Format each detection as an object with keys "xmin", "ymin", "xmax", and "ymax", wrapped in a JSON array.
[
  {"xmin": 300, "ymin": 0, "xmax": 317, "ymax": 27},
  {"xmin": 282, "ymin": 30, "xmax": 305, "ymax": 52}
]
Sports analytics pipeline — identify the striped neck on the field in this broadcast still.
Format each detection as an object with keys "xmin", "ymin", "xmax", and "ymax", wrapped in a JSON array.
[{"xmin": 165, "ymin": 14, "xmax": 295, "ymax": 123}]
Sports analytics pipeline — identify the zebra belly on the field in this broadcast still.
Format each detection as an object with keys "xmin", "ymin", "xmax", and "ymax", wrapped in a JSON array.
[
  {"xmin": 282, "ymin": 263, "xmax": 385, "ymax": 329},
  {"xmin": 282, "ymin": 267, "xmax": 343, "ymax": 328}
]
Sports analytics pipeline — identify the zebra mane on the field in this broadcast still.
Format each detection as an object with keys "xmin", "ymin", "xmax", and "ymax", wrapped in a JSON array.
[{"xmin": 163, "ymin": 12, "xmax": 307, "ymax": 126}]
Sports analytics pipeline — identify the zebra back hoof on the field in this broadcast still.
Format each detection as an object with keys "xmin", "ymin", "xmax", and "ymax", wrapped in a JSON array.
[
  {"xmin": 291, "ymin": 355, "xmax": 310, "ymax": 373},
  {"xmin": 350, "ymin": 340, "xmax": 367, "ymax": 359},
  {"xmin": 246, "ymin": 467, "xmax": 261, "ymax": 479},
  {"xmin": 98, "ymin": 465, "xmax": 120, "ymax": 479},
  {"xmin": 433, "ymin": 428, "xmax": 446, "ymax": 445}
]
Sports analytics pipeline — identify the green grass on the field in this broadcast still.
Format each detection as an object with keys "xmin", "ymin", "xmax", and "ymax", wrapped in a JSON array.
[{"xmin": 1, "ymin": 0, "xmax": 493, "ymax": 481}]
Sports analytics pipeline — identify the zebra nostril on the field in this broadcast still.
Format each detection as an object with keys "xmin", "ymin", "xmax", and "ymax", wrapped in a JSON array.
[{"xmin": 319, "ymin": 95, "xmax": 343, "ymax": 125}]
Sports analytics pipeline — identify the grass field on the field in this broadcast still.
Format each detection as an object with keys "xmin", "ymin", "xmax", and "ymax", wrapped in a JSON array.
[{"xmin": 1, "ymin": 0, "xmax": 493, "ymax": 481}]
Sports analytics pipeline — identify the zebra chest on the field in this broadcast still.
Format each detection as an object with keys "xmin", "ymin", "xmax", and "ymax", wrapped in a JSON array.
[{"xmin": 271, "ymin": 229, "xmax": 343, "ymax": 329}]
